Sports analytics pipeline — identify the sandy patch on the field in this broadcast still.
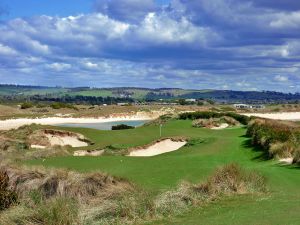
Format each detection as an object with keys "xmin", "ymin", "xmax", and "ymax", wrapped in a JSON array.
[
  {"xmin": 129, "ymin": 139, "xmax": 187, "ymax": 157},
  {"xmin": 73, "ymin": 150, "xmax": 104, "ymax": 156},
  {"xmin": 30, "ymin": 145, "xmax": 46, "ymax": 149},
  {"xmin": 243, "ymin": 112, "xmax": 300, "ymax": 121},
  {"xmin": 211, "ymin": 123, "xmax": 229, "ymax": 130},
  {"xmin": 279, "ymin": 157, "xmax": 293, "ymax": 164},
  {"xmin": 45, "ymin": 134, "xmax": 88, "ymax": 147},
  {"xmin": 29, "ymin": 129, "xmax": 90, "ymax": 148}
]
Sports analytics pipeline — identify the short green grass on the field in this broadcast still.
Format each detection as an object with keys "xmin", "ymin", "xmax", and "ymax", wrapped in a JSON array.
[{"xmin": 27, "ymin": 120, "xmax": 300, "ymax": 224}]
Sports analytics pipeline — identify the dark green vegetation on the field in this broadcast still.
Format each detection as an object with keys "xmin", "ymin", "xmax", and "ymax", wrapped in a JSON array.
[
  {"xmin": 111, "ymin": 124, "xmax": 135, "ymax": 130},
  {"xmin": 179, "ymin": 111, "xmax": 250, "ymax": 125},
  {"xmin": 247, "ymin": 118, "xmax": 300, "ymax": 162},
  {"xmin": 1, "ymin": 84, "xmax": 300, "ymax": 104},
  {"xmin": 0, "ymin": 171, "xmax": 17, "ymax": 211},
  {"xmin": 19, "ymin": 118, "xmax": 300, "ymax": 224},
  {"xmin": 20, "ymin": 102, "xmax": 34, "ymax": 109},
  {"xmin": 50, "ymin": 102, "xmax": 78, "ymax": 110}
]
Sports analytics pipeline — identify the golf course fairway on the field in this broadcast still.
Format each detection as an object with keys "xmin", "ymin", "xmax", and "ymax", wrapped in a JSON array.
[{"xmin": 28, "ymin": 120, "xmax": 300, "ymax": 225}]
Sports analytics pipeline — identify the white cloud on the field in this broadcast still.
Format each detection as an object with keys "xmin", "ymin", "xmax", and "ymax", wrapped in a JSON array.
[
  {"xmin": 270, "ymin": 11, "xmax": 300, "ymax": 29},
  {"xmin": 46, "ymin": 63, "xmax": 71, "ymax": 71},
  {"xmin": 274, "ymin": 75, "xmax": 289, "ymax": 82},
  {"xmin": 134, "ymin": 12, "xmax": 219, "ymax": 46},
  {"xmin": 0, "ymin": 44, "xmax": 17, "ymax": 56}
]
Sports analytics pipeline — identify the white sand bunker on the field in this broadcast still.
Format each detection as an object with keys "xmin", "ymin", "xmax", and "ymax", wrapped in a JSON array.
[
  {"xmin": 242, "ymin": 112, "xmax": 300, "ymax": 121},
  {"xmin": 279, "ymin": 157, "xmax": 294, "ymax": 165},
  {"xmin": 46, "ymin": 134, "xmax": 88, "ymax": 148},
  {"xmin": 29, "ymin": 129, "xmax": 89, "ymax": 148},
  {"xmin": 30, "ymin": 145, "xmax": 46, "ymax": 149},
  {"xmin": 73, "ymin": 150, "xmax": 104, "ymax": 156},
  {"xmin": 129, "ymin": 139, "xmax": 187, "ymax": 157},
  {"xmin": 211, "ymin": 123, "xmax": 229, "ymax": 130}
]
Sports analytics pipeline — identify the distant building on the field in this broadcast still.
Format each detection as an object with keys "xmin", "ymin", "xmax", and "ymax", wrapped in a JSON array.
[
  {"xmin": 117, "ymin": 103, "xmax": 127, "ymax": 106},
  {"xmin": 234, "ymin": 104, "xmax": 265, "ymax": 109},
  {"xmin": 251, "ymin": 104, "xmax": 265, "ymax": 109},
  {"xmin": 185, "ymin": 98, "xmax": 197, "ymax": 102},
  {"xmin": 234, "ymin": 104, "xmax": 251, "ymax": 109}
]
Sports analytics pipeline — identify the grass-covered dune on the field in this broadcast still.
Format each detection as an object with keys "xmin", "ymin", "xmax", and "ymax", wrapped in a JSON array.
[
  {"xmin": 22, "ymin": 118, "xmax": 300, "ymax": 225},
  {"xmin": 247, "ymin": 118, "xmax": 300, "ymax": 162}
]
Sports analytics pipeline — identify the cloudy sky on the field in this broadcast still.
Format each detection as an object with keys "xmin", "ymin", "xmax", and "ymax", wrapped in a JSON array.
[{"xmin": 0, "ymin": 0, "xmax": 300, "ymax": 92}]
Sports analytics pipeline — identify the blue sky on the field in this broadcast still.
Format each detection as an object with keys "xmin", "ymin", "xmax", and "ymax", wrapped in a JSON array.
[{"xmin": 0, "ymin": 0, "xmax": 300, "ymax": 92}]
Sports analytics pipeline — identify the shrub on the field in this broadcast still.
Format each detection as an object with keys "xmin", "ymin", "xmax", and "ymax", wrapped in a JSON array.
[
  {"xmin": 196, "ymin": 163, "xmax": 266, "ymax": 195},
  {"xmin": 293, "ymin": 149, "xmax": 300, "ymax": 163},
  {"xmin": 179, "ymin": 111, "xmax": 249, "ymax": 125},
  {"xmin": 111, "ymin": 124, "xmax": 135, "ymax": 130},
  {"xmin": 247, "ymin": 118, "xmax": 300, "ymax": 159},
  {"xmin": 0, "ymin": 171, "xmax": 18, "ymax": 211},
  {"xmin": 20, "ymin": 102, "xmax": 34, "ymax": 109},
  {"xmin": 192, "ymin": 118, "xmax": 220, "ymax": 128},
  {"xmin": 155, "ymin": 164, "xmax": 266, "ymax": 217},
  {"xmin": 50, "ymin": 102, "xmax": 77, "ymax": 110},
  {"xmin": 30, "ymin": 197, "xmax": 78, "ymax": 225}
]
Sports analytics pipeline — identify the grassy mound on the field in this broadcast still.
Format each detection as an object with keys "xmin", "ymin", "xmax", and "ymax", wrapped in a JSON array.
[
  {"xmin": 155, "ymin": 164, "xmax": 266, "ymax": 217},
  {"xmin": 192, "ymin": 116, "xmax": 239, "ymax": 128},
  {"xmin": 0, "ymin": 125, "xmax": 93, "ymax": 160},
  {"xmin": 0, "ymin": 164, "xmax": 133, "ymax": 225},
  {"xmin": 0, "ymin": 164, "xmax": 265, "ymax": 225},
  {"xmin": 247, "ymin": 118, "xmax": 300, "ymax": 162},
  {"xmin": 179, "ymin": 111, "xmax": 249, "ymax": 125}
]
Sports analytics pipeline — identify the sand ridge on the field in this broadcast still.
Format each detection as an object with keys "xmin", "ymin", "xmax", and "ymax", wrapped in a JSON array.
[
  {"xmin": 243, "ymin": 112, "xmax": 300, "ymax": 121},
  {"xmin": 0, "ymin": 112, "xmax": 159, "ymax": 130}
]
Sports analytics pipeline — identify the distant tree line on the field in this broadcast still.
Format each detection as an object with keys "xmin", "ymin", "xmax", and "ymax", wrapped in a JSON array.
[{"xmin": 0, "ymin": 95, "xmax": 134, "ymax": 105}]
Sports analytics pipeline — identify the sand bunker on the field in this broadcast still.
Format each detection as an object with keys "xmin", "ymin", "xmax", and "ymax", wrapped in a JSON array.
[
  {"xmin": 30, "ymin": 145, "xmax": 46, "ymax": 149},
  {"xmin": 129, "ymin": 139, "xmax": 187, "ymax": 157},
  {"xmin": 243, "ymin": 112, "xmax": 300, "ymax": 121},
  {"xmin": 46, "ymin": 134, "xmax": 88, "ymax": 147},
  {"xmin": 279, "ymin": 157, "xmax": 293, "ymax": 165},
  {"xmin": 29, "ymin": 129, "xmax": 89, "ymax": 148},
  {"xmin": 73, "ymin": 149, "xmax": 104, "ymax": 156},
  {"xmin": 211, "ymin": 123, "xmax": 229, "ymax": 130}
]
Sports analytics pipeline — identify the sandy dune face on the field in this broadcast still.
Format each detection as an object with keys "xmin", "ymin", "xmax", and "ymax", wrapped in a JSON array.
[
  {"xmin": 45, "ymin": 134, "xmax": 88, "ymax": 148},
  {"xmin": 129, "ymin": 139, "xmax": 187, "ymax": 157},
  {"xmin": 29, "ymin": 129, "xmax": 89, "ymax": 148},
  {"xmin": 243, "ymin": 112, "xmax": 300, "ymax": 121}
]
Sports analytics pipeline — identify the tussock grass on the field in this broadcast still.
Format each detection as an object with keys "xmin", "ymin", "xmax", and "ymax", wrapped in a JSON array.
[
  {"xmin": 0, "ymin": 171, "xmax": 18, "ymax": 211},
  {"xmin": 1, "ymin": 165, "xmax": 132, "ymax": 202},
  {"xmin": 192, "ymin": 116, "xmax": 239, "ymax": 128},
  {"xmin": 0, "ymin": 163, "xmax": 266, "ymax": 225},
  {"xmin": 155, "ymin": 164, "xmax": 266, "ymax": 217},
  {"xmin": 0, "ymin": 197, "xmax": 79, "ymax": 225},
  {"xmin": 247, "ymin": 118, "xmax": 300, "ymax": 162}
]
